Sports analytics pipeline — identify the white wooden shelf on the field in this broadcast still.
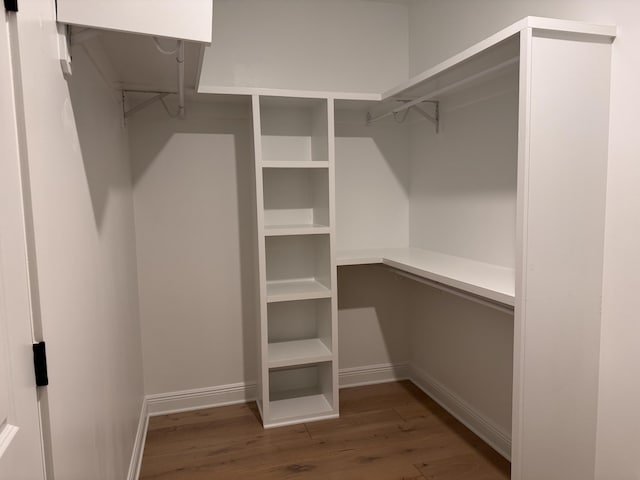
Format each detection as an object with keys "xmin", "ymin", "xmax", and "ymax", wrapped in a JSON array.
[
  {"xmin": 197, "ymin": 85, "xmax": 381, "ymax": 101},
  {"xmin": 337, "ymin": 247, "xmax": 515, "ymax": 306},
  {"xmin": 262, "ymin": 161, "xmax": 329, "ymax": 169},
  {"xmin": 267, "ymin": 393, "xmax": 335, "ymax": 428},
  {"xmin": 267, "ymin": 339, "xmax": 332, "ymax": 368},
  {"xmin": 264, "ymin": 224, "xmax": 330, "ymax": 236},
  {"xmin": 266, "ymin": 279, "xmax": 331, "ymax": 303}
]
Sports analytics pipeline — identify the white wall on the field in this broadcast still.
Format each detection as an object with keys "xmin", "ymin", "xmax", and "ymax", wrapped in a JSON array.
[
  {"xmin": 334, "ymin": 108, "xmax": 411, "ymax": 377},
  {"xmin": 199, "ymin": 0, "xmax": 409, "ymax": 93},
  {"xmin": 409, "ymin": 71, "xmax": 518, "ymax": 268},
  {"xmin": 409, "ymin": 283, "xmax": 514, "ymax": 438},
  {"xmin": 129, "ymin": 100, "xmax": 258, "ymax": 395},
  {"xmin": 338, "ymin": 265, "xmax": 410, "ymax": 371},
  {"xmin": 335, "ymin": 110, "xmax": 410, "ymax": 251},
  {"xmin": 14, "ymin": 1, "xmax": 144, "ymax": 478},
  {"xmin": 407, "ymin": 1, "xmax": 640, "ymax": 477}
]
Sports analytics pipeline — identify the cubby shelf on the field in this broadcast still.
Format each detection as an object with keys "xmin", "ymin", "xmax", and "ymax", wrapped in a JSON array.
[
  {"xmin": 336, "ymin": 247, "xmax": 515, "ymax": 306},
  {"xmin": 262, "ymin": 161, "xmax": 329, "ymax": 169},
  {"xmin": 267, "ymin": 338, "xmax": 332, "ymax": 368},
  {"xmin": 268, "ymin": 394, "xmax": 335, "ymax": 427},
  {"xmin": 264, "ymin": 224, "xmax": 330, "ymax": 236},
  {"xmin": 266, "ymin": 279, "xmax": 332, "ymax": 303}
]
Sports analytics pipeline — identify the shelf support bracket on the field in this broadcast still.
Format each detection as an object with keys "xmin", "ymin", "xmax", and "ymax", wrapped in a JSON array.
[
  {"xmin": 411, "ymin": 101, "xmax": 439, "ymax": 134},
  {"xmin": 366, "ymin": 100, "xmax": 440, "ymax": 134}
]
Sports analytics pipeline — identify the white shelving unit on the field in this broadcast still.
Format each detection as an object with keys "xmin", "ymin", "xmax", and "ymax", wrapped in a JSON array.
[
  {"xmin": 252, "ymin": 95, "xmax": 339, "ymax": 427},
  {"xmin": 244, "ymin": 16, "xmax": 615, "ymax": 479}
]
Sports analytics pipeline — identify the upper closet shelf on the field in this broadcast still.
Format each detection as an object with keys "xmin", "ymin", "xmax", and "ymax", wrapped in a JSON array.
[
  {"xmin": 57, "ymin": 0, "xmax": 213, "ymax": 43},
  {"xmin": 337, "ymin": 248, "xmax": 515, "ymax": 307},
  {"xmin": 343, "ymin": 16, "xmax": 616, "ymax": 122},
  {"xmin": 198, "ymin": 85, "xmax": 381, "ymax": 101},
  {"xmin": 381, "ymin": 17, "xmax": 615, "ymax": 103}
]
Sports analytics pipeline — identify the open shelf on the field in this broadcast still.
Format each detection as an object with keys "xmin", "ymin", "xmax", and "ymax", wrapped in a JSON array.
[
  {"xmin": 263, "ymin": 168, "xmax": 329, "ymax": 229},
  {"xmin": 266, "ymin": 279, "xmax": 331, "ymax": 303},
  {"xmin": 268, "ymin": 394, "xmax": 335, "ymax": 427},
  {"xmin": 267, "ymin": 362, "xmax": 336, "ymax": 427},
  {"xmin": 265, "ymin": 235, "xmax": 332, "ymax": 302},
  {"xmin": 262, "ymin": 161, "xmax": 329, "ymax": 169},
  {"xmin": 267, "ymin": 298, "xmax": 333, "ymax": 365},
  {"xmin": 264, "ymin": 224, "xmax": 330, "ymax": 236},
  {"xmin": 336, "ymin": 247, "xmax": 514, "ymax": 306},
  {"xmin": 268, "ymin": 339, "xmax": 332, "ymax": 368},
  {"xmin": 260, "ymin": 96, "xmax": 328, "ymax": 163}
]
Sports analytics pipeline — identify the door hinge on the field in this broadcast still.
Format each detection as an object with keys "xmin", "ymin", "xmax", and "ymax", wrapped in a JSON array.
[
  {"xmin": 32, "ymin": 341, "xmax": 48, "ymax": 387},
  {"xmin": 4, "ymin": 0, "xmax": 18, "ymax": 12}
]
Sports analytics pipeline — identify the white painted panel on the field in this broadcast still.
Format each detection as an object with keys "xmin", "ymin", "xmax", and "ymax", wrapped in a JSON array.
[
  {"xmin": 515, "ymin": 33, "xmax": 611, "ymax": 480},
  {"xmin": 199, "ymin": 0, "xmax": 409, "ymax": 93},
  {"xmin": 0, "ymin": 8, "xmax": 45, "ymax": 476},
  {"xmin": 57, "ymin": 0, "xmax": 213, "ymax": 43}
]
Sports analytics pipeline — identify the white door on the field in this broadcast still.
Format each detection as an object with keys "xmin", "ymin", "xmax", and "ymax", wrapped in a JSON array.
[{"xmin": 0, "ymin": 6, "xmax": 46, "ymax": 480}]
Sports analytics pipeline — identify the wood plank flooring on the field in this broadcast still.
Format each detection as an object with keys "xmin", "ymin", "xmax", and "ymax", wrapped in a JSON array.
[{"xmin": 140, "ymin": 381, "xmax": 510, "ymax": 479}]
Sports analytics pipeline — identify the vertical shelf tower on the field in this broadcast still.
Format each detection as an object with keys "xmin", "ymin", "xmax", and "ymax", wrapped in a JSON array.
[{"xmin": 251, "ymin": 95, "xmax": 339, "ymax": 427}]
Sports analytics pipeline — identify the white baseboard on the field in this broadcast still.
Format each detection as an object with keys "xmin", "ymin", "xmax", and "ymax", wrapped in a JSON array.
[
  {"xmin": 146, "ymin": 382, "xmax": 257, "ymax": 416},
  {"xmin": 410, "ymin": 365, "xmax": 511, "ymax": 460},
  {"xmin": 127, "ymin": 398, "xmax": 149, "ymax": 480},
  {"xmin": 339, "ymin": 362, "xmax": 410, "ymax": 388},
  {"xmin": 145, "ymin": 363, "xmax": 410, "ymax": 417}
]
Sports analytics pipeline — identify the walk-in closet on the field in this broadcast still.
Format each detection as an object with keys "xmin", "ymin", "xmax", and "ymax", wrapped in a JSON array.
[{"xmin": 3, "ymin": 1, "xmax": 638, "ymax": 480}]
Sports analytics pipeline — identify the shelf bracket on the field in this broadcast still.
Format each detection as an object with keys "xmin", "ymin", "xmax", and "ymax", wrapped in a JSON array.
[
  {"xmin": 123, "ymin": 91, "xmax": 171, "ymax": 120},
  {"xmin": 366, "ymin": 100, "xmax": 440, "ymax": 134}
]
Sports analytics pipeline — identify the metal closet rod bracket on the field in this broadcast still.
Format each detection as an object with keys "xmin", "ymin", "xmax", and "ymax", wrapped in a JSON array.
[{"xmin": 366, "ymin": 99, "xmax": 439, "ymax": 133}]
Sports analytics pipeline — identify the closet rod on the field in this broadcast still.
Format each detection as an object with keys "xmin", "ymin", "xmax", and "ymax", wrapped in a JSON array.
[
  {"xmin": 176, "ymin": 40, "xmax": 185, "ymax": 119},
  {"xmin": 123, "ymin": 40, "xmax": 185, "ymax": 120},
  {"xmin": 367, "ymin": 56, "xmax": 518, "ymax": 125},
  {"xmin": 387, "ymin": 267, "xmax": 514, "ymax": 315}
]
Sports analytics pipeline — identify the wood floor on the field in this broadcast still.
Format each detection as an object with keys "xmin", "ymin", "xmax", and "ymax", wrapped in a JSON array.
[{"xmin": 140, "ymin": 381, "xmax": 510, "ymax": 479}]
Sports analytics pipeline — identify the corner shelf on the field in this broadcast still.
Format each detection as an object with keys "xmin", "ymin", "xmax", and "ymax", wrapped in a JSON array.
[
  {"xmin": 336, "ymin": 247, "xmax": 514, "ymax": 307},
  {"xmin": 266, "ymin": 361, "xmax": 336, "ymax": 428}
]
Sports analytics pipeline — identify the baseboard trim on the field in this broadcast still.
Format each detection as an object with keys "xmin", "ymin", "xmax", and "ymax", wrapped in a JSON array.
[
  {"xmin": 339, "ymin": 362, "xmax": 410, "ymax": 388},
  {"xmin": 146, "ymin": 382, "xmax": 257, "ymax": 417},
  {"xmin": 409, "ymin": 365, "xmax": 511, "ymax": 460},
  {"xmin": 127, "ymin": 398, "xmax": 148, "ymax": 480},
  {"xmin": 139, "ymin": 363, "xmax": 510, "ymax": 467}
]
